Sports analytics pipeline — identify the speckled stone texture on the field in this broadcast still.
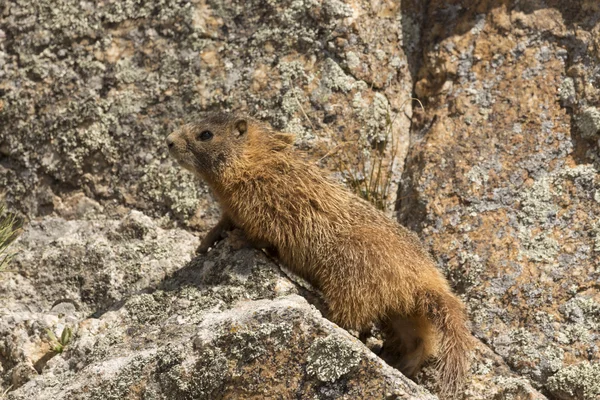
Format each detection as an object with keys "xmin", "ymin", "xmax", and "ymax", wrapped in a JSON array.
[{"xmin": 399, "ymin": 1, "xmax": 600, "ymax": 399}]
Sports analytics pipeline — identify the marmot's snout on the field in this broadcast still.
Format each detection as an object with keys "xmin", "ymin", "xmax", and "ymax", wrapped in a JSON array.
[
  {"xmin": 166, "ymin": 130, "xmax": 193, "ymax": 170},
  {"xmin": 166, "ymin": 135, "xmax": 175, "ymax": 150},
  {"xmin": 165, "ymin": 132, "xmax": 179, "ymax": 159}
]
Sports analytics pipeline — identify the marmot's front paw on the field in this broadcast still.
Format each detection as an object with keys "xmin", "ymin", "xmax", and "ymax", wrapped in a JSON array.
[
  {"xmin": 196, "ymin": 237, "xmax": 218, "ymax": 254},
  {"xmin": 196, "ymin": 243, "xmax": 211, "ymax": 254},
  {"xmin": 195, "ymin": 216, "xmax": 234, "ymax": 255}
]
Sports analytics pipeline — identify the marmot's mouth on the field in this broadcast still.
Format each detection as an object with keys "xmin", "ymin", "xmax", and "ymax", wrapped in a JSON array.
[
  {"xmin": 168, "ymin": 146, "xmax": 186, "ymax": 162},
  {"xmin": 168, "ymin": 148, "xmax": 179, "ymax": 159},
  {"xmin": 168, "ymin": 149, "xmax": 186, "ymax": 166},
  {"xmin": 169, "ymin": 152, "xmax": 196, "ymax": 173},
  {"xmin": 168, "ymin": 153, "xmax": 181, "ymax": 166}
]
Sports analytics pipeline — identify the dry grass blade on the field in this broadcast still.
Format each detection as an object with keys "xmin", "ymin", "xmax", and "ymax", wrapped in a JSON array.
[{"xmin": 1, "ymin": 385, "xmax": 13, "ymax": 399}]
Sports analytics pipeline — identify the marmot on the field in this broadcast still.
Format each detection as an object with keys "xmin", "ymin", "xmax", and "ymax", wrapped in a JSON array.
[{"xmin": 166, "ymin": 113, "xmax": 473, "ymax": 398}]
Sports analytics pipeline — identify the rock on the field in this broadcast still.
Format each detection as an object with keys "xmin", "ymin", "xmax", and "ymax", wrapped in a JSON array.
[
  {"xmin": 0, "ymin": 211, "xmax": 198, "ymax": 390},
  {"xmin": 1, "ymin": 0, "xmax": 599, "ymax": 399},
  {"xmin": 399, "ymin": 1, "xmax": 600, "ymax": 398},
  {"xmin": 558, "ymin": 77, "xmax": 577, "ymax": 108},
  {"xmin": 306, "ymin": 334, "xmax": 361, "ymax": 383},
  {"xmin": 1, "ymin": 215, "xmax": 434, "ymax": 400},
  {"xmin": 4, "ymin": 211, "xmax": 198, "ymax": 314}
]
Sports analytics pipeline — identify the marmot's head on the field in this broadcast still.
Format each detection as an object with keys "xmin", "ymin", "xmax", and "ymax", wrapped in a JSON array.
[
  {"xmin": 166, "ymin": 113, "xmax": 248, "ymax": 179},
  {"xmin": 167, "ymin": 112, "xmax": 295, "ymax": 180}
]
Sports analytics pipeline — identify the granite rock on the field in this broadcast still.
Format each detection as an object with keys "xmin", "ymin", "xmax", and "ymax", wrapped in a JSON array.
[
  {"xmin": 1, "ymin": 0, "xmax": 599, "ymax": 399},
  {"xmin": 0, "ymin": 0, "xmax": 414, "ymax": 223},
  {"xmin": 400, "ymin": 1, "xmax": 600, "ymax": 398}
]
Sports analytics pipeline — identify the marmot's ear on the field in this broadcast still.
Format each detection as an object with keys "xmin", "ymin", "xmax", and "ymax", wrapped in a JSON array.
[{"xmin": 234, "ymin": 119, "xmax": 247, "ymax": 136}]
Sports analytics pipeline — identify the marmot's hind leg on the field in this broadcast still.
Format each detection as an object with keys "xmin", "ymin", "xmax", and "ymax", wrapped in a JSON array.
[{"xmin": 382, "ymin": 314, "xmax": 437, "ymax": 377}]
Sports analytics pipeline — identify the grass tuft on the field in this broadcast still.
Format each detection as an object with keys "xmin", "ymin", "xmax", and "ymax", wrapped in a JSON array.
[
  {"xmin": 297, "ymin": 98, "xmax": 424, "ymax": 211},
  {"xmin": 331, "ymin": 110, "xmax": 399, "ymax": 211},
  {"xmin": 318, "ymin": 98, "xmax": 424, "ymax": 211}
]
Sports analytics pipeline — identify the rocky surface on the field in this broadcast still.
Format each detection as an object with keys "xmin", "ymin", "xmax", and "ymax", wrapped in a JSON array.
[
  {"xmin": 1, "ymin": 0, "xmax": 599, "ymax": 399},
  {"xmin": 399, "ymin": 1, "xmax": 600, "ymax": 399},
  {"xmin": 1, "ymin": 213, "xmax": 434, "ymax": 400}
]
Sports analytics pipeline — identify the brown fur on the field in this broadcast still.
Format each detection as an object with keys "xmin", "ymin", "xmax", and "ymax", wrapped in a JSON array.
[{"xmin": 167, "ymin": 113, "xmax": 474, "ymax": 398}]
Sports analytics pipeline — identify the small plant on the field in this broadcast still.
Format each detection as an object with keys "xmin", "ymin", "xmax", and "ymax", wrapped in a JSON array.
[
  {"xmin": 0, "ymin": 203, "xmax": 19, "ymax": 272},
  {"xmin": 45, "ymin": 326, "xmax": 73, "ymax": 353},
  {"xmin": 313, "ymin": 108, "xmax": 400, "ymax": 211},
  {"xmin": 334, "ymin": 111, "xmax": 399, "ymax": 211}
]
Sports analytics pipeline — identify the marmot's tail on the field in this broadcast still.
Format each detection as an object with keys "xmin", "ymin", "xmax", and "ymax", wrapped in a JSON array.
[{"xmin": 419, "ymin": 289, "xmax": 473, "ymax": 399}]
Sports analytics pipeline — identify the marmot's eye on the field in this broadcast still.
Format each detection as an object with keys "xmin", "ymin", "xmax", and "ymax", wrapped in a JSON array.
[{"xmin": 197, "ymin": 130, "xmax": 213, "ymax": 141}]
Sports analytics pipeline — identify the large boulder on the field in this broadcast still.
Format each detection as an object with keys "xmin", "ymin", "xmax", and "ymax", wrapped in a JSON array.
[{"xmin": 0, "ymin": 0, "xmax": 414, "ymax": 223}]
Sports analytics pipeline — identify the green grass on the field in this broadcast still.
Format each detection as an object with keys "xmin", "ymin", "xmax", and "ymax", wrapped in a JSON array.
[
  {"xmin": 46, "ymin": 326, "xmax": 73, "ymax": 354},
  {"xmin": 0, "ymin": 203, "xmax": 19, "ymax": 272}
]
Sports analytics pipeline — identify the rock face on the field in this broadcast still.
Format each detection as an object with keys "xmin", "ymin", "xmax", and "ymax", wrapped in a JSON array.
[
  {"xmin": 0, "ymin": 0, "xmax": 414, "ymax": 223},
  {"xmin": 1, "ymin": 0, "xmax": 599, "ymax": 399},
  {"xmin": 1, "ymin": 214, "xmax": 434, "ymax": 400},
  {"xmin": 399, "ymin": 1, "xmax": 600, "ymax": 399}
]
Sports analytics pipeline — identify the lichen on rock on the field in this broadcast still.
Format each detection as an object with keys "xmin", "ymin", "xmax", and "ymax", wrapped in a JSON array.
[
  {"xmin": 306, "ymin": 334, "xmax": 361, "ymax": 382},
  {"xmin": 2, "ymin": 0, "xmax": 600, "ymax": 399},
  {"xmin": 546, "ymin": 362, "xmax": 600, "ymax": 400}
]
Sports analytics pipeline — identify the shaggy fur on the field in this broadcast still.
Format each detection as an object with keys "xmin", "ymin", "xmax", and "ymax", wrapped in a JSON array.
[{"xmin": 167, "ymin": 113, "xmax": 473, "ymax": 398}]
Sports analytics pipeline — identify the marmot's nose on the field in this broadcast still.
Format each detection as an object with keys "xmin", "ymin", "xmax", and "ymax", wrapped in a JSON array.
[{"xmin": 166, "ymin": 135, "xmax": 174, "ymax": 149}]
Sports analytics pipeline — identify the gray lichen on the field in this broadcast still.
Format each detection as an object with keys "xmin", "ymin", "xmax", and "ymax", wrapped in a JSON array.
[
  {"xmin": 87, "ymin": 351, "xmax": 158, "ymax": 400},
  {"xmin": 164, "ymin": 347, "xmax": 228, "ymax": 400},
  {"xmin": 321, "ymin": 58, "xmax": 358, "ymax": 93},
  {"xmin": 560, "ymin": 297, "xmax": 600, "ymax": 324},
  {"xmin": 138, "ymin": 161, "xmax": 203, "ymax": 222},
  {"xmin": 577, "ymin": 107, "xmax": 600, "ymax": 138},
  {"xmin": 125, "ymin": 292, "xmax": 170, "ymax": 324},
  {"xmin": 558, "ymin": 77, "xmax": 577, "ymax": 108},
  {"xmin": 518, "ymin": 228, "xmax": 560, "ymax": 263},
  {"xmin": 306, "ymin": 334, "xmax": 361, "ymax": 382},
  {"xmin": 219, "ymin": 322, "xmax": 293, "ymax": 363},
  {"xmin": 493, "ymin": 328, "xmax": 564, "ymax": 383},
  {"xmin": 546, "ymin": 362, "xmax": 600, "ymax": 400}
]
